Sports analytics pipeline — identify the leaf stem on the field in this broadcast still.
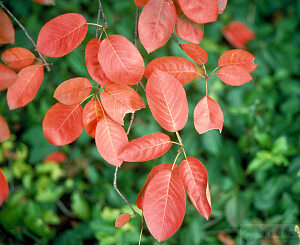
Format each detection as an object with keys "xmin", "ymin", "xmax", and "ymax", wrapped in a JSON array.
[
  {"xmin": 138, "ymin": 213, "xmax": 144, "ymax": 245},
  {"xmin": 172, "ymin": 150, "xmax": 182, "ymax": 170},
  {"xmin": 176, "ymin": 131, "xmax": 187, "ymax": 159}
]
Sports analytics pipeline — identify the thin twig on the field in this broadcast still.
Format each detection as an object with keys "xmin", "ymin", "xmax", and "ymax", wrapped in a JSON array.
[
  {"xmin": 134, "ymin": 6, "xmax": 139, "ymax": 46},
  {"xmin": 138, "ymin": 81, "xmax": 146, "ymax": 92},
  {"xmin": 171, "ymin": 33, "xmax": 181, "ymax": 47},
  {"xmin": 98, "ymin": 0, "xmax": 108, "ymax": 28},
  {"xmin": 126, "ymin": 83, "xmax": 139, "ymax": 135},
  {"xmin": 0, "ymin": 2, "xmax": 51, "ymax": 72},
  {"xmin": 95, "ymin": 0, "xmax": 102, "ymax": 38},
  {"xmin": 56, "ymin": 200, "xmax": 76, "ymax": 218}
]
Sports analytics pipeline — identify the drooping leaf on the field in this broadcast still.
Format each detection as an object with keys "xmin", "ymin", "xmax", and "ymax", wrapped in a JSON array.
[
  {"xmin": 32, "ymin": 0, "xmax": 56, "ymax": 5},
  {"xmin": 98, "ymin": 35, "xmax": 144, "ymax": 85},
  {"xmin": 145, "ymin": 56, "xmax": 198, "ymax": 84},
  {"xmin": 0, "ymin": 64, "xmax": 17, "ymax": 91},
  {"xmin": 119, "ymin": 133, "xmax": 172, "ymax": 162},
  {"xmin": 146, "ymin": 70, "xmax": 189, "ymax": 132},
  {"xmin": 37, "ymin": 13, "xmax": 88, "ymax": 57},
  {"xmin": 54, "ymin": 77, "xmax": 91, "ymax": 105},
  {"xmin": 194, "ymin": 96, "xmax": 224, "ymax": 134},
  {"xmin": 143, "ymin": 168, "xmax": 186, "ymax": 242},
  {"xmin": 218, "ymin": 49, "xmax": 257, "ymax": 73},
  {"xmin": 181, "ymin": 43, "xmax": 208, "ymax": 65},
  {"xmin": 7, "ymin": 65, "xmax": 44, "ymax": 110},
  {"xmin": 43, "ymin": 103, "xmax": 83, "ymax": 145},
  {"xmin": 83, "ymin": 99, "xmax": 104, "ymax": 138},
  {"xmin": 1, "ymin": 47, "xmax": 35, "ymax": 71},
  {"xmin": 134, "ymin": 0, "xmax": 149, "ymax": 7},
  {"xmin": 216, "ymin": 65, "xmax": 252, "ymax": 86},
  {"xmin": 178, "ymin": 157, "xmax": 211, "ymax": 219},
  {"xmin": 44, "ymin": 151, "xmax": 67, "ymax": 163},
  {"xmin": 0, "ymin": 115, "xmax": 10, "ymax": 142},
  {"xmin": 0, "ymin": 9, "xmax": 15, "ymax": 45},
  {"xmin": 85, "ymin": 39, "xmax": 110, "ymax": 86},
  {"xmin": 115, "ymin": 213, "xmax": 131, "ymax": 228},
  {"xmin": 218, "ymin": 0, "xmax": 228, "ymax": 14},
  {"xmin": 138, "ymin": 0, "xmax": 176, "ymax": 53},
  {"xmin": 100, "ymin": 83, "xmax": 145, "ymax": 125},
  {"xmin": 0, "ymin": 169, "xmax": 9, "ymax": 206}
]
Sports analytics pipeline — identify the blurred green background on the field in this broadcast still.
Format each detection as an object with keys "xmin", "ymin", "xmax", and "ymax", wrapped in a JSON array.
[{"xmin": 0, "ymin": 0, "xmax": 300, "ymax": 244}]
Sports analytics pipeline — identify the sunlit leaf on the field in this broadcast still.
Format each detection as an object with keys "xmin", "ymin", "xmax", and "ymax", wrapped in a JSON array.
[
  {"xmin": 1, "ymin": 47, "xmax": 35, "ymax": 71},
  {"xmin": 218, "ymin": 0, "xmax": 228, "ymax": 14},
  {"xmin": 216, "ymin": 65, "xmax": 252, "ymax": 86},
  {"xmin": 83, "ymin": 99, "xmax": 104, "ymax": 138},
  {"xmin": 0, "ymin": 9, "xmax": 15, "ymax": 45},
  {"xmin": 181, "ymin": 43, "xmax": 208, "ymax": 65},
  {"xmin": 0, "ymin": 115, "xmax": 10, "ymax": 142},
  {"xmin": 0, "ymin": 64, "xmax": 17, "ymax": 91},
  {"xmin": 0, "ymin": 169, "xmax": 9, "ymax": 206},
  {"xmin": 115, "ymin": 213, "xmax": 131, "ymax": 228}
]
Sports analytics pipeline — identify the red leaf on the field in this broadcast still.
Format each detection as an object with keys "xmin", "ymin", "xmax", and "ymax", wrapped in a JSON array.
[
  {"xmin": 0, "ymin": 169, "xmax": 9, "ymax": 206},
  {"xmin": 54, "ymin": 77, "xmax": 91, "ymax": 105},
  {"xmin": 43, "ymin": 103, "xmax": 83, "ymax": 145},
  {"xmin": 37, "ymin": 13, "xmax": 88, "ymax": 57},
  {"xmin": 1, "ymin": 47, "xmax": 35, "ymax": 71},
  {"xmin": 181, "ymin": 43, "xmax": 208, "ymax": 65},
  {"xmin": 44, "ymin": 151, "xmax": 67, "ymax": 163},
  {"xmin": 83, "ymin": 100, "xmax": 105, "ymax": 138},
  {"xmin": 115, "ymin": 213, "xmax": 131, "ymax": 228},
  {"xmin": 218, "ymin": 0, "xmax": 228, "ymax": 14},
  {"xmin": 178, "ymin": 157, "xmax": 211, "ymax": 219},
  {"xmin": 0, "ymin": 115, "xmax": 10, "ymax": 142},
  {"xmin": 146, "ymin": 70, "xmax": 189, "ymax": 132},
  {"xmin": 138, "ymin": 0, "xmax": 176, "ymax": 53},
  {"xmin": 216, "ymin": 65, "xmax": 252, "ymax": 86},
  {"xmin": 143, "ymin": 168, "xmax": 186, "ymax": 242},
  {"xmin": 178, "ymin": 0, "xmax": 219, "ymax": 24},
  {"xmin": 7, "ymin": 65, "xmax": 44, "ymax": 110},
  {"xmin": 218, "ymin": 49, "xmax": 257, "ymax": 73},
  {"xmin": 222, "ymin": 21, "xmax": 255, "ymax": 49},
  {"xmin": 32, "ymin": 0, "xmax": 55, "ymax": 5},
  {"xmin": 85, "ymin": 39, "xmax": 110, "ymax": 86},
  {"xmin": 98, "ymin": 35, "xmax": 144, "ymax": 85},
  {"xmin": 0, "ymin": 9, "xmax": 15, "ymax": 45},
  {"xmin": 119, "ymin": 133, "xmax": 172, "ymax": 162},
  {"xmin": 145, "ymin": 56, "xmax": 197, "ymax": 85},
  {"xmin": 0, "ymin": 64, "xmax": 17, "ymax": 91},
  {"xmin": 134, "ymin": 0, "xmax": 149, "ymax": 7},
  {"xmin": 100, "ymin": 83, "xmax": 145, "ymax": 125},
  {"xmin": 194, "ymin": 96, "xmax": 224, "ymax": 134}
]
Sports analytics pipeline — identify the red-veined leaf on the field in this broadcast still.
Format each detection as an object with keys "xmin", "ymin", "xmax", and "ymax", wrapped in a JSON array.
[
  {"xmin": 0, "ymin": 115, "xmax": 10, "ymax": 142},
  {"xmin": 218, "ymin": 49, "xmax": 257, "ymax": 73},
  {"xmin": 216, "ymin": 65, "xmax": 252, "ymax": 86},
  {"xmin": 0, "ymin": 9, "xmax": 15, "ymax": 45},
  {"xmin": 115, "ymin": 213, "xmax": 131, "ymax": 228},
  {"xmin": 194, "ymin": 96, "xmax": 224, "ymax": 134},
  {"xmin": 218, "ymin": 0, "xmax": 227, "ymax": 14},
  {"xmin": 181, "ymin": 43, "xmax": 208, "ymax": 65},
  {"xmin": 146, "ymin": 70, "xmax": 188, "ymax": 132},
  {"xmin": 7, "ymin": 65, "xmax": 44, "ymax": 110},
  {"xmin": 54, "ymin": 77, "xmax": 91, "ymax": 105},
  {"xmin": 138, "ymin": 0, "xmax": 176, "ymax": 53},
  {"xmin": 222, "ymin": 21, "xmax": 255, "ymax": 49},
  {"xmin": 37, "ymin": 13, "xmax": 88, "ymax": 57},
  {"xmin": 98, "ymin": 35, "xmax": 144, "ymax": 85},
  {"xmin": 0, "ymin": 64, "xmax": 17, "ymax": 91},
  {"xmin": 1, "ymin": 47, "xmax": 35, "ymax": 71},
  {"xmin": 119, "ymin": 133, "xmax": 172, "ymax": 162},
  {"xmin": 85, "ymin": 39, "xmax": 110, "ymax": 86},
  {"xmin": 145, "ymin": 56, "xmax": 198, "ymax": 84},
  {"xmin": 44, "ymin": 151, "xmax": 66, "ymax": 163},
  {"xmin": 178, "ymin": 156, "xmax": 211, "ymax": 219},
  {"xmin": 143, "ymin": 168, "xmax": 186, "ymax": 242},
  {"xmin": 0, "ymin": 169, "xmax": 9, "ymax": 206},
  {"xmin": 134, "ymin": 0, "xmax": 149, "ymax": 7},
  {"xmin": 83, "ymin": 100, "xmax": 104, "ymax": 138},
  {"xmin": 100, "ymin": 83, "xmax": 145, "ymax": 125},
  {"xmin": 43, "ymin": 103, "xmax": 83, "ymax": 145},
  {"xmin": 32, "ymin": 0, "xmax": 55, "ymax": 5},
  {"xmin": 178, "ymin": 0, "xmax": 218, "ymax": 24}
]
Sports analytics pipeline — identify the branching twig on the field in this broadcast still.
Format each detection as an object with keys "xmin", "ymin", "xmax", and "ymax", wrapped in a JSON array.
[
  {"xmin": 0, "ymin": 2, "xmax": 51, "ymax": 72},
  {"xmin": 98, "ymin": 0, "xmax": 108, "ymax": 28}
]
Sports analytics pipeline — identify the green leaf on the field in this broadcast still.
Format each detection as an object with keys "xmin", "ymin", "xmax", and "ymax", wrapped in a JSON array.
[{"xmin": 71, "ymin": 192, "xmax": 90, "ymax": 220}]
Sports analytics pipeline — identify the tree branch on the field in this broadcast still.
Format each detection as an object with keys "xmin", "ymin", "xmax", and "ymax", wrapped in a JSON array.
[{"xmin": 97, "ymin": 0, "xmax": 108, "ymax": 28}]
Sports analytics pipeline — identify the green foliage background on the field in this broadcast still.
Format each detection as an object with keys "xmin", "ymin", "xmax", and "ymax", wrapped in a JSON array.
[{"xmin": 0, "ymin": 0, "xmax": 299, "ymax": 244}]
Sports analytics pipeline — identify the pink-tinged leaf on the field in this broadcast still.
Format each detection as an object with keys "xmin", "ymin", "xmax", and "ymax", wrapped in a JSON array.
[
  {"xmin": 181, "ymin": 43, "xmax": 208, "ymax": 65},
  {"xmin": 222, "ymin": 21, "xmax": 255, "ymax": 49},
  {"xmin": 0, "ymin": 9, "xmax": 15, "ymax": 45},
  {"xmin": 119, "ymin": 133, "xmax": 172, "ymax": 162},
  {"xmin": 98, "ymin": 35, "xmax": 144, "ymax": 85},
  {"xmin": 218, "ymin": 0, "xmax": 227, "ymax": 14},
  {"xmin": 95, "ymin": 114, "xmax": 128, "ymax": 167},
  {"xmin": 194, "ymin": 96, "xmax": 224, "ymax": 134},
  {"xmin": 32, "ymin": 0, "xmax": 55, "ymax": 5},
  {"xmin": 54, "ymin": 77, "xmax": 91, "ymax": 105},
  {"xmin": 1, "ymin": 47, "xmax": 35, "ymax": 71},
  {"xmin": 7, "ymin": 65, "xmax": 44, "ymax": 110},
  {"xmin": 83, "ymin": 100, "xmax": 104, "ymax": 138},
  {"xmin": 146, "ymin": 70, "xmax": 189, "ymax": 132},
  {"xmin": 0, "ymin": 169, "xmax": 9, "ymax": 206},
  {"xmin": 115, "ymin": 213, "xmax": 131, "ymax": 228},
  {"xmin": 218, "ymin": 49, "xmax": 257, "ymax": 73},
  {"xmin": 44, "ymin": 151, "xmax": 66, "ymax": 163},
  {"xmin": 138, "ymin": 0, "xmax": 176, "ymax": 53},
  {"xmin": 0, "ymin": 115, "xmax": 10, "ymax": 142},
  {"xmin": 85, "ymin": 39, "xmax": 110, "ymax": 86},
  {"xmin": 37, "ymin": 13, "xmax": 88, "ymax": 57},
  {"xmin": 134, "ymin": 0, "xmax": 149, "ymax": 7},
  {"xmin": 178, "ymin": 0, "xmax": 219, "ymax": 24},
  {"xmin": 143, "ymin": 168, "xmax": 186, "ymax": 242},
  {"xmin": 0, "ymin": 64, "xmax": 17, "ymax": 91},
  {"xmin": 100, "ymin": 83, "xmax": 145, "ymax": 125},
  {"xmin": 43, "ymin": 103, "xmax": 83, "ymax": 145},
  {"xmin": 206, "ymin": 184, "xmax": 211, "ymax": 207},
  {"xmin": 145, "ymin": 56, "xmax": 197, "ymax": 85},
  {"xmin": 178, "ymin": 157, "xmax": 211, "ymax": 219},
  {"xmin": 217, "ymin": 65, "xmax": 252, "ymax": 86}
]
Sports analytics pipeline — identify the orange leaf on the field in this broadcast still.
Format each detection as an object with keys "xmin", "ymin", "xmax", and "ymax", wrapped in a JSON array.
[
  {"xmin": 0, "ymin": 115, "xmax": 10, "ymax": 142},
  {"xmin": 0, "ymin": 169, "xmax": 9, "ymax": 206},
  {"xmin": 32, "ymin": 0, "xmax": 55, "ymax": 5},
  {"xmin": 115, "ymin": 213, "xmax": 131, "ymax": 228},
  {"xmin": 0, "ymin": 9, "xmax": 15, "ymax": 45},
  {"xmin": 134, "ymin": 0, "xmax": 149, "ymax": 7},
  {"xmin": 0, "ymin": 64, "xmax": 17, "ymax": 91},
  {"xmin": 1, "ymin": 47, "xmax": 35, "ymax": 71},
  {"xmin": 44, "ymin": 151, "xmax": 67, "ymax": 163},
  {"xmin": 181, "ymin": 43, "xmax": 208, "ymax": 65},
  {"xmin": 217, "ymin": 65, "xmax": 252, "ymax": 86}
]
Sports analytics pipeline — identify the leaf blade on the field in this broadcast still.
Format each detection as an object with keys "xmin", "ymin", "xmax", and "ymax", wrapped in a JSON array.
[
  {"xmin": 0, "ymin": 9, "xmax": 15, "ymax": 45},
  {"xmin": 181, "ymin": 43, "xmax": 208, "ymax": 65},
  {"xmin": 0, "ymin": 169, "xmax": 9, "ymax": 206},
  {"xmin": 0, "ymin": 64, "xmax": 17, "ymax": 91},
  {"xmin": 0, "ymin": 115, "xmax": 10, "ymax": 142},
  {"xmin": 1, "ymin": 47, "xmax": 35, "ymax": 71},
  {"xmin": 216, "ymin": 65, "xmax": 252, "ymax": 86}
]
